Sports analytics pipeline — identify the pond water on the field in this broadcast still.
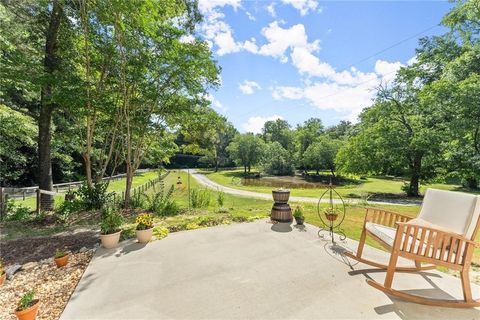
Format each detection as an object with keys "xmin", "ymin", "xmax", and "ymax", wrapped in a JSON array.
[{"xmin": 241, "ymin": 175, "xmax": 333, "ymax": 189}]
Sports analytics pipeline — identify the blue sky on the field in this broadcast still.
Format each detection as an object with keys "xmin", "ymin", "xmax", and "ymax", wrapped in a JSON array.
[{"xmin": 195, "ymin": 0, "xmax": 453, "ymax": 133}]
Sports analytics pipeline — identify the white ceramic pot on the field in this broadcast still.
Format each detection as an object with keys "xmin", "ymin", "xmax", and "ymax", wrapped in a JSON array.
[
  {"xmin": 136, "ymin": 228, "xmax": 153, "ymax": 243},
  {"xmin": 100, "ymin": 230, "xmax": 122, "ymax": 249}
]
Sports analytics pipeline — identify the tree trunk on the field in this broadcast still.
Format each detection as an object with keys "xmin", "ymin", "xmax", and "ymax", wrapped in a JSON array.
[
  {"xmin": 124, "ymin": 164, "xmax": 134, "ymax": 208},
  {"xmin": 330, "ymin": 168, "xmax": 336, "ymax": 178},
  {"xmin": 408, "ymin": 154, "xmax": 422, "ymax": 197},
  {"xmin": 38, "ymin": 0, "xmax": 63, "ymax": 210},
  {"xmin": 244, "ymin": 165, "xmax": 247, "ymax": 174},
  {"xmin": 248, "ymin": 165, "xmax": 251, "ymax": 173}
]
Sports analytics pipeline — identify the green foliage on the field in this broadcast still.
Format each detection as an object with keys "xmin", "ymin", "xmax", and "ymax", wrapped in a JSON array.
[
  {"xmin": 5, "ymin": 200, "xmax": 31, "ymax": 221},
  {"xmin": 262, "ymin": 118, "xmax": 295, "ymax": 151},
  {"xmin": 100, "ymin": 206, "xmax": 123, "ymax": 235},
  {"xmin": 54, "ymin": 200, "xmax": 83, "ymax": 223},
  {"xmin": 217, "ymin": 191, "xmax": 225, "ymax": 207},
  {"xmin": 77, "ymin": 182, "xmax": 112, "ymax": 210},
  {"xmin": 142, "ymin": 185, "xmax": 179, "ymax": 216},
  {"xmin": 54, "ymin": 249, "xmax": 67, "ymax": 259},
  {"xmin": 261, "ymin": 142, "xmax": 294, "ymax": 176},
  {"xmin": 303, "ymin": 138, "xmax": 341, "ymax": 175},
  {"xmin": 227, "ymin": 133, "xmax": 265, "ymax": 173},
  {"xmin": 293, "ymin": 206, "xmax": 304, "ymax": 218},
  {"xmin": 17, "ymin": 290, "xmax": 36, "ymax": 311},
  {"xmin": 190, "ymin": 189, "xmax": 211, "ymax": 208}
]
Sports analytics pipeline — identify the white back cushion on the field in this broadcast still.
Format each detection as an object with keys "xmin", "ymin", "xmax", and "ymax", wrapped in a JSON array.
[{"xmin": 418, "ymin": 189, "xmax": 478, "ymax": 239}]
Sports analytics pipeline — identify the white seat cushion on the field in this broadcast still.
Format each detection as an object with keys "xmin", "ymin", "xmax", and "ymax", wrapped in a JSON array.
[
  {"xmin": 366, "ymin": 222, "xmax": 397, "ymax": 247},
  {"xmin": 418, "ymin": 189, "xmax": 479, "ymax": 239}
]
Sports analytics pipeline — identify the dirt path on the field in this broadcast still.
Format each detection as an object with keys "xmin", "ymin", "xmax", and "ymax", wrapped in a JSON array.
[{"xmin": 186, "ymin": 169, "xmax": 422, "ymax": 207}]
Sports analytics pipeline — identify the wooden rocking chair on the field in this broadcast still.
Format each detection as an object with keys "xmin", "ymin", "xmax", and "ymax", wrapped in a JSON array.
[{"xmin": 345, "ymin": 189, "xmax": 480, "ymax": 308}]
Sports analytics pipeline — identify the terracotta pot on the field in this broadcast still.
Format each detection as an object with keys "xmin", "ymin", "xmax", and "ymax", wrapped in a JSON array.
[
  {"xmin": 136, "ymin": 228, "xmax": 153, "ymax": 243},
  {"xmin": 325, "ymin": 213, "xmax": 338, "ymax": 222},
  {"xmin": 0, "ymin": 272, "xmax": 6, "ymax": 286},
  {"xmin": 15, "ymin": 299, "xmax": 39, "ymax": 320},
  {"xmin": 54, "ymin": 254, "xmax": 69, "ymax": 268},
  {"xmin": 100, "ymin": 230, "xmax": 122, "ymax": 249}
]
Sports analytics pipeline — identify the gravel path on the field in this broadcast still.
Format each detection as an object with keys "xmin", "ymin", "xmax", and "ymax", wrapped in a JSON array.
[{"xmin": 186, "ymin": 169, "xmax": 422, "ymax": 207}]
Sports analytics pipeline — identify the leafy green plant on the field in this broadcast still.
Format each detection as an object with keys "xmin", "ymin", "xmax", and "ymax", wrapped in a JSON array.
[
  {"xmin": 5, "ymin": 200, "xmax": 32, "ymax": 221},
  {"xmin": 130, "ymin": 190, "xmax": 146, "ymax": 209},
  {"xmin": 161, "ymin": 200, "xmax": 181, "ymax": 216},
  {"xmin": 77, "ymin": 181, "xmax": 113, "ymax": 210},
  {"xmin": 55, "ymin": 199, "xmax": 83, "ymax": 223},
  {"xmin": 293, "ymin": 206, "xmax": 304, "ymax": 218},
  {"xmin": 190, "ymin": 189, "xmax": 211, "ymax": 208},
  {"xmin": 54, "ymin": 249, "xmax": 67, "ymax": 259},
  {"xmin": 100, "ymin": 206, "xmax": 123, "ymax": 235},
  {"xmin": 217, "ymin": 191, "xmax": 225, "ymax": 207},
  {"xmin": 17, "ymin": 290, "xmax": 36, "ymax": 311}
]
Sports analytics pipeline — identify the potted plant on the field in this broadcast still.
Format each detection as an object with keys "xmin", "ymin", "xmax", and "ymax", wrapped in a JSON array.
[
  {"xmin": 14, "ymin": 290, "xmax": 39, "ymax": 320},
  {"xmin": 293, "ymin": 206, "xmax": 305, "ymax": 225},
  {"xmin": 135, "ymin": 213, "xmax": 154, "ymax": 243},
  {"xmin": 324, "ymin": 208, "xmax": 338, "ymax": 222},
  {"xmin": 54, "ymin": 249, "xmax": 69, "ymax": 268},
  {"xmin": 0, "ymin": 258, "xmax": 6, "ymax": 286},
  {"xmin": 99, "ymin": 206, "xmax": 123, "ymax": 249}
]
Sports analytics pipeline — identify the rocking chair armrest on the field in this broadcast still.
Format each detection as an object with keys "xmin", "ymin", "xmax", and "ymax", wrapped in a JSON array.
[
  {"xmin": 364, "ymin": 208, "xmax": 412, "ymax": 228},
  {"xmin": 393, "ymin": 222, "xmax": 477, "ymax": 266}
]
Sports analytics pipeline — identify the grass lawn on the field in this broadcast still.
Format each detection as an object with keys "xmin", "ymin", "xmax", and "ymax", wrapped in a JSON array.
[
  {"xmin": 3, "ymin": 169, "xmax": 479, "ymax": 265},
  {"xmin": 11, "ymin": 170, "xmax": 161, "ymax": 210},
  {"xmin": 198, "ymin": 168, "xmax": 478, "ymax": 199}
]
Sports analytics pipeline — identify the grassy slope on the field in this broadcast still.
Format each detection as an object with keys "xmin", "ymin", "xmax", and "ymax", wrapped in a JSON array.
[{"xmin": 12, "ymin": 171, "xmax": 160, "ymax": 210}]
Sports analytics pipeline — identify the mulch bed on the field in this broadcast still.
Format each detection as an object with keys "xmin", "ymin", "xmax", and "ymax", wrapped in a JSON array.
[
  {"xmin": 0, "ymin": 251, "xmax": 94, "ymax": 320},
  {"xmin": 0, "ymin": 231, "xmax": 99, "ymax": 266}
]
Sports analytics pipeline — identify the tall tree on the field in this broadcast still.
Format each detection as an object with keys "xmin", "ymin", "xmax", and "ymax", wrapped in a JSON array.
[
  {"xmin": 262, "ymin": 119, "xmax": 294, "ymax": 151},
  {"xmin": 227, "ymin": 133, "xmax": 265, "ymax": 174}
]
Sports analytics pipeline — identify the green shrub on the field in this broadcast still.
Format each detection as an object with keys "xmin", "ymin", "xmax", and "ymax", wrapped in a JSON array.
[
  {"xmin": 6, "ymin": 200, "xmax": 32, "ymax": 221},
  {"xmin": 143, "ymin": 185, "xmax": 180, "ymax": 216},
  {"xmin": 190, "ymin": 189, "xmax": 211, "ymax": 208},
  {"xmin": 130, "ymin": 191, "xmax": 146, "ymax": 209},
  {"xmin": 161, "ymin": 199, "xmax": 181, "ymax": 216},
  {"xmin": 293, "ymin": 206, "xmax": 304, "ymax": 218},
  {"xmin": 55, "ymin": 200, "xmax": 83, "ymax": 223},
  {"xmin": 100, "ymin": 206, "xmax": 123, "ymax": 235},
  {"xmin": 77, "ymin": 181, "xmax": 113, "ymax": 210}
]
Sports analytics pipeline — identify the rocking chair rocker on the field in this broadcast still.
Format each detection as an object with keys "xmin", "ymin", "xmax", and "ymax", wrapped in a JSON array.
[{"xmin": 345, "ymin": 188, "xmax": 480, "ymax": 308}]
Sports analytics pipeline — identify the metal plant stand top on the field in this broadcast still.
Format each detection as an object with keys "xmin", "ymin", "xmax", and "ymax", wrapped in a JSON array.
[{"xmin": 317, "ymin": 183, "xmax": 346, "ymax": 243}]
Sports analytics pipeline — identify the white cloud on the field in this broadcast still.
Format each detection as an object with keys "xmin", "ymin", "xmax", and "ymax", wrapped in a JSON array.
[
  {"xmin": 205, "ymin": 94, "xmax": 228, "ymax": 113},
  {"xmin": 272, "ymin": 86, "xmax": 304, "ymax": 100},
  {"xmin": 282, "ymin": 0, "xmax": 319, "ymax": 16},
  {"xmin": 246, "ymin": 11, "xmax": 256, "ymax": 21},
  {"xmin": 258, "ymin": 21, "xmax": 320, "ymax": 62},
  {"xmin": 374, "ymin": 60, "xmax": 403, "ymax": 82},
  {"xmin": 407, "ymin": 56, "xmax": 418, "ymax": 65},
  {"xmin": 198, "ymin": 0, "xmax": 241, "ymax": 13},
  {"xmin": 179, "ymin": 34, "xmax": 195, "ymax": 43},
  {"xmin": 267, "ymin": 3, "xmax": 276, "ymax": 17},
  {"xmin": 239, "ymin": 80, "xmax": 261, "ymax": 95},
  {"xmin": 243, "ymin": 115, "xmax": 283, "ymax": 134},
  {"xmin": 272, "ymin": 56, "xmax": 404, "ymax": 121}
]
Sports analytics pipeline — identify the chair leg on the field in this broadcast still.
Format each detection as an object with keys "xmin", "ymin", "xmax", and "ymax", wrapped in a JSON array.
[
  {"xmin": 384, "ymin": 248, "xmax": 400, "ymax": 288},
  {"xmin": 461, "ymin": 268, "xmax": 473, "ymax": 303},
  {"xmin": 414, "ymin": 260, "xmax": 422, "ymax": 269},
  {"xmin": 356, "ymin": 227, "xmax": 367, "ymax": 259}
]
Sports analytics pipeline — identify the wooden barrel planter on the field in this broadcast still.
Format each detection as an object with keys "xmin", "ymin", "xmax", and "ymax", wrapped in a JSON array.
[
  {"xmin": 271, "ymin": 203, "xmax": 292, "ymax": 222},
  {"xmin": 272, "ymin": 190, "xmax": 290, "ymax": 204}
]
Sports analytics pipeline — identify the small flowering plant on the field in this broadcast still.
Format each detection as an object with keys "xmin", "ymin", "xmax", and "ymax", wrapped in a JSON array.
[{"xmin": 136, "ymin": 213, "xmax": 154, "ymax": 230}]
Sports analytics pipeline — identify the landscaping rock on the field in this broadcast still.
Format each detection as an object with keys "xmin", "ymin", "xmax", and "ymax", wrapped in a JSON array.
[
  {"xmin": 22, "ymin": 261, "xmax": 37, "ymax": 271},
  {"xmin": 5, "ymin": 265, "xmax": 21, "ymax": 280},
  {"xmin": 79, "ymin": 246, "xmax": 88, "ymax": 253}
]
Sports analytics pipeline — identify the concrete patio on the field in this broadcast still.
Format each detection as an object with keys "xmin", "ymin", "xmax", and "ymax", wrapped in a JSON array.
[{"xmin": 61, "ymin": 220, "xmax": 480, "ymax": 319}]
